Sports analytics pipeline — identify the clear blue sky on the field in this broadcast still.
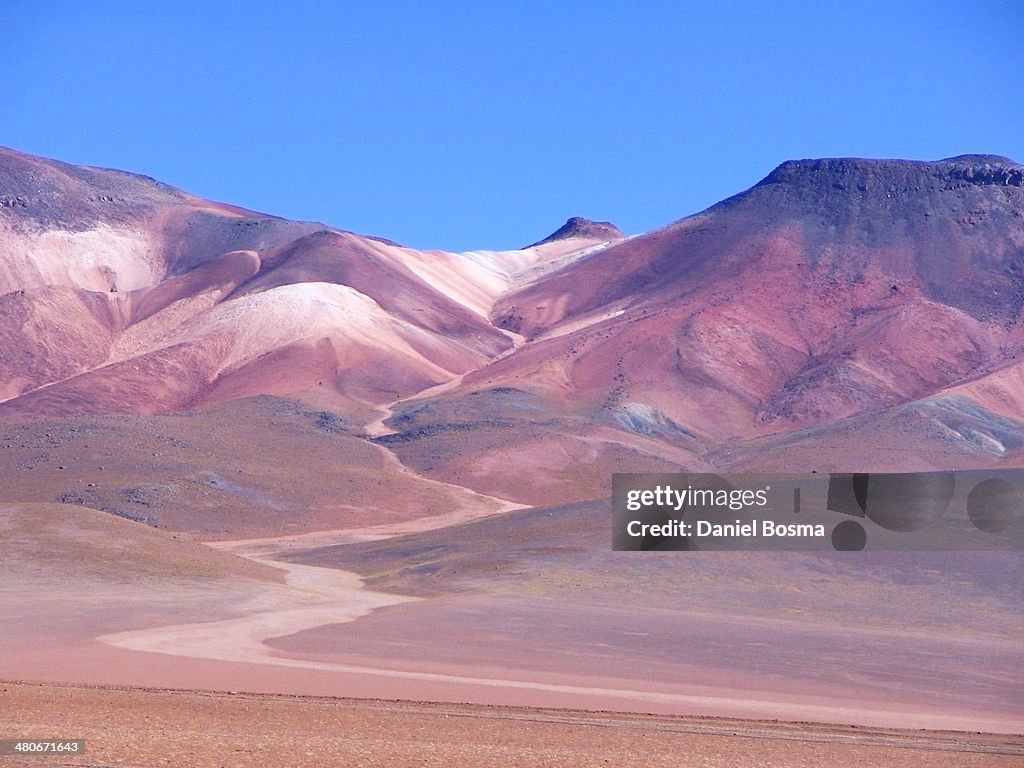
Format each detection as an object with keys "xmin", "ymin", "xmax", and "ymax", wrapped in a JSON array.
[{"xmin": 4, "ymin": 2, "xmax": 1022, "ymax": 251}]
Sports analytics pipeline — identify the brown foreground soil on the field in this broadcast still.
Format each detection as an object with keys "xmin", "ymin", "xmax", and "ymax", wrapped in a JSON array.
[{"xmin": 1, "ymin": 681, "xmax": 1022, "ymax": 768}]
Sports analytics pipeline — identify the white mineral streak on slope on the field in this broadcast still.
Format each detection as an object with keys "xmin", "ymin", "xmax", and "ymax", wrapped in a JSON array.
[
  {"xmin": 104, "ymin": 250, "xmax": 263, "ymax": 365},
  {"xmin": 128, "ymin": 282, "xmax": 477, "ymax": 381},
  {"xmin": 0, "ymin": 221, "xmax": 161, "ymax": 295},
  {"xmin": 360, "ymin": 237, "xmax": 617, "ymax": 436},
  {"xmin": 365, "ymin": 242, "xmax": 508, "ymax": 318},
  {"xmin": 531, "ymin": 307, "xmax": 627, "ymax": 343},
  {"xmin": 362, "ymin": 236, "xmax": 622, "ymax": 319},
  {"xmin": 506, "ymin": 238, "xmax": 629, "ymax": 289},
  {"xmin": 104, "ymin": 291, "xmax": 229, "ymax": 365}
]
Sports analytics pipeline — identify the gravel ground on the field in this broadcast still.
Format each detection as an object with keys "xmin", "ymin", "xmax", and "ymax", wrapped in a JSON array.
[{"xmin": 2, "ymin": 681, "xmax": 1022, "ymax": 768}]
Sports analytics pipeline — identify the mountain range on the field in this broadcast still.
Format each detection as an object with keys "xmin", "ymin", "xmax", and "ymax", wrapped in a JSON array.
[
  {"xmin": 2, "ymin": 147, "xmax": 1023, "ymax": 510},
  {"xmin": 3, "ymin": 146, "xmax": 1023, "ymax": 734}
]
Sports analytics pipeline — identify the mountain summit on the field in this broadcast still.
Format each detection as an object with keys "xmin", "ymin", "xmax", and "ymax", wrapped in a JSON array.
[{"xmin": 527, "ymin": 216, "xmax": 625, "ymax": 248}]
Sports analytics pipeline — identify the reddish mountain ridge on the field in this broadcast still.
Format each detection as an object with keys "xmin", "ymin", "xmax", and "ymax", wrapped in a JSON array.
[
  {"xmin": 2, "ymin": 147, "xmax": 1023, "ymax": 500},
  {"xmin": 482, "ymin": 156, "xmax": 1024, "ymax": 428},
  {"xmin": 0, "ymin": 148, "xmax": 619, "ymax": 422},
  {"xmin": 378, "ymin": 155, "xmax": 1024, "ymax": 497}
]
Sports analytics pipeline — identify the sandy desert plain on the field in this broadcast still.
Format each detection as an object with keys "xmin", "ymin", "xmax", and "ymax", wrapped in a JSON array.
[{"xmin": 0, "ymin": 148, "xmax": 1023, "ymax": 765}]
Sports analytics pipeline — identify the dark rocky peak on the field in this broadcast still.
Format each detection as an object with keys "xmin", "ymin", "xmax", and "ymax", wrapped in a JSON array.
[
  {"xmin": 941, "ymin": 154, "xmax": 1018, "ymax": 165},
  {"xmin": 0, "ymin": 145, "xmax": 188, "ymax": 230},
  {"xmin": 527, "ymin": 216, "xmax": 626, "ymax": 248},
  {"xmin": 757, "ymin": 155, "xmax": 1024, "ymax": 193}
]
